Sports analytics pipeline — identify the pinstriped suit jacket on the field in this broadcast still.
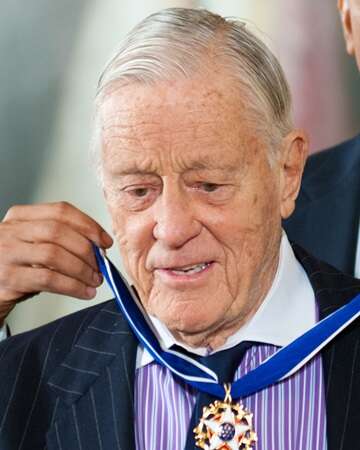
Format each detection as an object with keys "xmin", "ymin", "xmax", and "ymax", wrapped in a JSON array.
[{"xmin": 0, "ymin": 245, "xmax": 360, "ymax": 450}]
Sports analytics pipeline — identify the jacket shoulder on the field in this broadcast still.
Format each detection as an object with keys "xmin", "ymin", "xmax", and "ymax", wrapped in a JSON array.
[
  {"xmin": 301, "ymin": 134, "xmax": 360, "ymax": 197},
  {"xmin": 0, "ymin": 301, "xmax": 121, "ymax": 405},
  {"xmin": 283, "ymin": 135, "xmax": 360, "ymax": 274},
  {"xmin": 0, "ymin": 300, "xmax": 124, "ymax": 449},
  {"xmin": 0, "ymin": 300, "xmax": 116, "ymax": 374}
]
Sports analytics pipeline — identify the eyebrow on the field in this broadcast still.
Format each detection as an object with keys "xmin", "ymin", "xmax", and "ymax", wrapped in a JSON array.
[
  {"xmin": 108, "ymin": 169, "xmax": 158, "ymax": 177},
  {"xmin": 185, "ymin": 161, "xmax": 237, "ymax": 171},
  {"xmin": 111, "ymin": 165, "xmax": 238, "ymax": 177},
  {"xmin": 106, "ymin": 159, "xmax": 158, "ymax": 176},
  {"xmin": 108, "ymin": 154, "xmax": 240, "ymax": 176}
]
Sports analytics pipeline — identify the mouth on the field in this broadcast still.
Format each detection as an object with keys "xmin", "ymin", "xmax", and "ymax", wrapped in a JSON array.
[
  {"xmin": 166, "ymin": 261, "xmax": 212, "ymax": 275},
  {"xmin": 154, "ymin": 261, "xmax": 215, "ymax": 285}
]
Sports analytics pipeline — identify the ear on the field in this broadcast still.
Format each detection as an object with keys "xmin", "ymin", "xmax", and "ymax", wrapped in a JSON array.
[
  {"xmin": 279, "ymin": 129, "xmax": 309, "ymax": 220},
  {"xmin": 338, "ymin": 0, "xmax": 355, "ymax": 55}
]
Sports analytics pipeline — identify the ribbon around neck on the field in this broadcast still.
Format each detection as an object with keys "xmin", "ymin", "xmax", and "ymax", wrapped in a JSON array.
[{"xmin": 94, "ymin": 245, "xmax": 360, "ymax": 400}]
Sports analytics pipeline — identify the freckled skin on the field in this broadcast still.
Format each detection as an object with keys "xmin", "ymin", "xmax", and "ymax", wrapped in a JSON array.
[{"xmin": 100, "ymin": 73, "xmax": 303, "ymax": 349}]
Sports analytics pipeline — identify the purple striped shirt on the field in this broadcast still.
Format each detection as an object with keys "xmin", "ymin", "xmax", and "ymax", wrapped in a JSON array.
[{"xmin": 134, "ymin": 345, "xmax": 327, "ymax": 450}]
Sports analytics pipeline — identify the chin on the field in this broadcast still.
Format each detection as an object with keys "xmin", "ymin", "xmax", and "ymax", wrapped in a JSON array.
[
  {"xmin": 158, "ymin": 304, "xmax": 220, "ymax": 337},
  {"xmin": 146, "ymin": 287, "xmax": 228, "ymax": 336}
]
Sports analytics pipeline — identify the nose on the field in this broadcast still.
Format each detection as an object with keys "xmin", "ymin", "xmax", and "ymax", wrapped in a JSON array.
[{"xmin": 152, "ymin": 182, "xmax": 201, "ymax": 249}]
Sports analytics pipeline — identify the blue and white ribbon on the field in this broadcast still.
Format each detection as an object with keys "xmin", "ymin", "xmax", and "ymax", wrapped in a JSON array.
[{"xmin": 94, "ymin": 246, "xmax": 360, "ymax": 400}]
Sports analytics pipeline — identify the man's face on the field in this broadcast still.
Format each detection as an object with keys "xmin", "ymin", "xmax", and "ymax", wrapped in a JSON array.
[
  {"xmin": 340, "ymin": 0, "xmax": 360, "ymax": 69},
  {"xmin": 100, "ymin": 74, "xmax": 285, "ymax": 347}
]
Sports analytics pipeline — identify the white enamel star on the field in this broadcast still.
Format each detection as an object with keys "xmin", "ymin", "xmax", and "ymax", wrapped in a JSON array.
[{"xmin": 204, "ymin": 404, "xmax": 250, "ymax": 450}]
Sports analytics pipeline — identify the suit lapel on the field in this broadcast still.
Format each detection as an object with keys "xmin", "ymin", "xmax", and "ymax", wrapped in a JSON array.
[
  {"xmin": 45, "ymin": 301, "xmax": 138, "ymax": 450},
  {"xmin": 295, "ymin": 245, "xmax": 360, "ymax": 450}
]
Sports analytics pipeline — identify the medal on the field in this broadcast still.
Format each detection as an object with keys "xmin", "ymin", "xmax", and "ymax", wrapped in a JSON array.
[{"xmin": 194, "ymin": 383, "xmax": 257, "ymax": 450}]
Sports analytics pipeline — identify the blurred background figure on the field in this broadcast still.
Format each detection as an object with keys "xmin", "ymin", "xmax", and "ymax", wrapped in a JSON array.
[
  {"xmin": 1, "ymin": 0, "xmax": 359, "ymax": 334},
  {"xmin": 285, "ymin": 0, "xmax": 360, "ymax": 277}
]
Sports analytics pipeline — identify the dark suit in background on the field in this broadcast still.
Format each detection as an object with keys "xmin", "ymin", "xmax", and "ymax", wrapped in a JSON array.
[
  {"xmin": 0, "ymin": 246, "xmax": 360, "ymax": 450},
  {"xmin": 285, "ymin": 134, "xmax": 360, "ymax": 275}
]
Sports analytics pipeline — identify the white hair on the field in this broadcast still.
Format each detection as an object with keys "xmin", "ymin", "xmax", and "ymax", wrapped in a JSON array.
[{"xmin": 92, "ymin": 8, "xmax": 293, "ymax": 181}]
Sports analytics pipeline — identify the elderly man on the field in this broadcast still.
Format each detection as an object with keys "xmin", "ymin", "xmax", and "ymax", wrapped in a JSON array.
[
  {"xmin": 285, "ymin": 0, "xmax": 360, "ymax": 277},
  {"xmin": 0, "ymin": 8, "xmax": 360, "ymax": 450}
]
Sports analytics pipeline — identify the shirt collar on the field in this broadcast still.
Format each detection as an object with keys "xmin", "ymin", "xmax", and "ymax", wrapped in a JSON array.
[{"xmin": 136, "ymin": 231, "xmax": 316, "ymax": 369}]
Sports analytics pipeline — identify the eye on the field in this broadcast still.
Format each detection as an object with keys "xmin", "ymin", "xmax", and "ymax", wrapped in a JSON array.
[
  {"xmin": 190, "ymin": 181, "xmax": 234, "ymax": 203},
  {"xmin": 201, "ymin": 182, "xmax": 220, "ymax": 192},
  {"xmin": 131, "ymin": 187, "xmax": 149, "ymax": 197},
  {"xmin": 124, "ymin": 184, "xmax": 161, "ymax": 211},
  {"xmin": 123, "ymin": 186, "xmax": 154, "ymax": 198}
]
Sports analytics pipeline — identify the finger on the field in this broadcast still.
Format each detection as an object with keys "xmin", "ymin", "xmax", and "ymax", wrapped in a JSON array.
[
  {"xmin": 0, "ymin": 265, "xmax": 98, "ymax": 300},
  {"xmin": 2, "ymin": 220, "xmax": 100, "ymax": 272},
  {"xmin": 8, "ymin": 242, "xmax": 103, "ymax": 288},
  {"xmin": 3, "ymin": 202, "xmax": 113, "ymax": 248}
]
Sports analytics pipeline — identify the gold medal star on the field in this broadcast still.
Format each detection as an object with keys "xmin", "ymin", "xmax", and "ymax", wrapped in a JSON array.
[
  {"xmin": 194, "ymin": 400, "xmax": 257, "ymax": 450},
  {"xmin": 194, "ymin": 385, "xmax": 257, "ymax": 450},
  {"xmin": 204, "ymin": 404, "xmax": 251, "ymax": 450}
]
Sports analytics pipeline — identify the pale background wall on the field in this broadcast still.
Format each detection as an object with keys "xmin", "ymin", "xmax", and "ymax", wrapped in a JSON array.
[{"xmin": 1, "ymin": 0, "xmax": 359, "ymax": 334}]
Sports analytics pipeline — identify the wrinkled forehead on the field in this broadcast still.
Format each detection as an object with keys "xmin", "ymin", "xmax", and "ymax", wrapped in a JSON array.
[
  {"xmin": 100, "ymin": 76, "xmax": 245, "ymax": 122},
  {"xmin": 97, "ymin": 76, "xmax": 264, "ymax": 159}
]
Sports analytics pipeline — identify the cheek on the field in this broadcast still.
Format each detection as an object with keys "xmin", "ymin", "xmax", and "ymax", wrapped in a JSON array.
[
  {"xmin": 253, "ymin": 165, "xmax": 281, "ymax": 227},
  {"xmin": 219, "ymin": 178, "xmax": 280, "ymax": 265},
  {"xmin": 108, "ymin": 206, "xmax": 154, "ymax": 278}
]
